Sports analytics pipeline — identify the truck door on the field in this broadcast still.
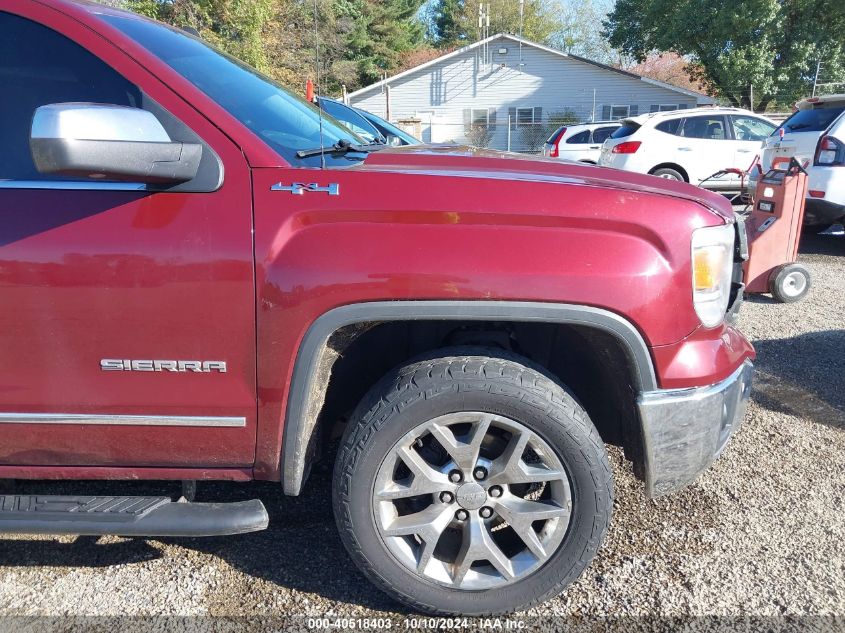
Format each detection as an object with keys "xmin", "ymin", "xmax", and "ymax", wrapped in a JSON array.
[{"xmin": 0, "ymin": 10, "xmax": 257, "ymax": 469}]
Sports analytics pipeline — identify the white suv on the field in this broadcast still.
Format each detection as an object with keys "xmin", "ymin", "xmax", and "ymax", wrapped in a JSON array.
[
  {"xmin": 751, "ymin": 94, "xmax": 845, "ymax": 232},
  {"xmin": 542, "ymin": 122, "xmax": 621, "ymax": 163},
  {"xmin": 598, "ymin": 107, "xmax": 777, "ymax": 190}
]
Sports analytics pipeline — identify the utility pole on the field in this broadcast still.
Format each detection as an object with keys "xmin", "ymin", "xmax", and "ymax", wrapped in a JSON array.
[
  {"xmin": 478, "ymin": 3, "xmax": 483, "ymax": 53},
  {"xmin": 518, "ymin": 0, "xmax": 525, "ymax": 65},
  {"xmin": 486, "ymin": 4, "xmax": 490, "ymax": 64},
  {"xmin": 478, "ymin": 3, "xmax": 490, "ymax": 65},
  {"xmin": 750, "ymin": 83, "xmax": 753, "ymax": 111}
]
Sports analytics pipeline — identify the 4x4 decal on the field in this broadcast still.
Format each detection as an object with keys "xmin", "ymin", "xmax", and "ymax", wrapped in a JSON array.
[{"xmin": 270, "ymin": 182, "xmax": 340, "ymax": 196}]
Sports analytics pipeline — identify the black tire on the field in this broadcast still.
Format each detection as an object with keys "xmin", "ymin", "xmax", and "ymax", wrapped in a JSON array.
[
  {"xmin": 650, "ymin": 167, "xmax": 685, "ymax": 182},
  {"xmin": 333, "ymin": 349, "xmax": 613, "ymax": 615},
  {"xmin": 769, "ymin": 263, "xmax": 811, "ymax": 303}
]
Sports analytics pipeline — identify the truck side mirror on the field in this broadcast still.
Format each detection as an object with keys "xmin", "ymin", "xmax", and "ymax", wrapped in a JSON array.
[{"xmin": 30, "ymin": 103, "xmax": 202, "ymax": 185}]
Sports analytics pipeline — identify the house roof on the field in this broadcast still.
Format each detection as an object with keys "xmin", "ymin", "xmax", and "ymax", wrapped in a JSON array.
[{"xmin": 348, "ymin": 33, "xmax": 715, "ymax": 103}]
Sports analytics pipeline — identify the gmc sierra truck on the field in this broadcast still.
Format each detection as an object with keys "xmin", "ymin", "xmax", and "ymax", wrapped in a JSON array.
[{"xmin": 0, "ymin": 0, "xmax": 754, "ymax": 615}]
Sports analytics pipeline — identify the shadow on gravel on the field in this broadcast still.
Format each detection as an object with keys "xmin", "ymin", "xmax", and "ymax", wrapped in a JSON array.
[
  {"xmin": 0, "ymin": 534, "xmax": 161, "ymax": 568},
  {"xmin": 745, "ymin": 294, "xmax": 778, "ymax": 306},
  {"xmin": 798, "ymin": 227, "xmax": 843, "ymax": 256},
  {"xmin": 165, "ymin": 463, "xmax": 404, "ymax": 613},
  {"xmin": 744, "ymin": 230, "xmax": 842, "ymax": 305},
  {"xmin": 0, "ymin": 466, "xmax": 403, "ymax": 613},
  {"xmin": 752, "ymin": 329, "xmax": 845, "ymax": 430}
]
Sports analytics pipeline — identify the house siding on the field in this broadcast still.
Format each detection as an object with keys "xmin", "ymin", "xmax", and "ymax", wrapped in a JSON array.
[{"xmin": 349, "ymin": 35, "xmax": 703, "ymax": 151}]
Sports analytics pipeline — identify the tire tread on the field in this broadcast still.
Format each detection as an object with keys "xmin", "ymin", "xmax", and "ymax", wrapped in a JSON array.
[{"xmin": 333, "ymin": 349, "xmax": 613, "ymax": 615}]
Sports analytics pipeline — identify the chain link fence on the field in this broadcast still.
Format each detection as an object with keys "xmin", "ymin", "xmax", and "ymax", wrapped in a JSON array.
[
  {"xmin": 398, "ymin": 108, "xmax": 594, "ymax": 154},
  {"xmin": 421, "ymin": 119, "xmax": 571, "ymax": 154},
  {"xmin": 396, "ymin": 107, "xmax": 795, "ymax": 153}
]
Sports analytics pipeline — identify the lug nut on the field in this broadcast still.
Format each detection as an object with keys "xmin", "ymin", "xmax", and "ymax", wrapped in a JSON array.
[
  {"xmin": 479, "ymin": 506, "xmax": 493, "ymax": 519},
  {"xmin": 448, "ymin": 470, "xmax": 463, "ymax": 483},
  {"xmin": 489, "ymin": 485, "xmax": 503, "ymax": 498},
  {"xmin": 455, "ymin": 509, "xmax": 469, "ymax": 521},
  {"xmin": 439, "ymin": 491, "xmax": 454, "ymax": 503},
  {"xmin": 473, "ymin": 466, "xmax": 487, "ymax": 481}
]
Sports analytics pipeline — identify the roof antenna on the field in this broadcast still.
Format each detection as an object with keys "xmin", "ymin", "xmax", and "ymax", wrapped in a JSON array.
[{"xmin": 313, "ymin": 0, "xmax": 325, "ymax": 169}]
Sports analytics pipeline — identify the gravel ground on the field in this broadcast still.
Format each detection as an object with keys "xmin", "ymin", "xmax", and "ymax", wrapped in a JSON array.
[{"xmin": 0, "ymin": 230, "xmax": 843, "ymax": 631}]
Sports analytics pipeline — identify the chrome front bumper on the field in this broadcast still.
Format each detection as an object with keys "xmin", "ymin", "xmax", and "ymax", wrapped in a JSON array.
[{"xmin": 638, "ymin": 361, "xmax": 754, "ymax": 497}]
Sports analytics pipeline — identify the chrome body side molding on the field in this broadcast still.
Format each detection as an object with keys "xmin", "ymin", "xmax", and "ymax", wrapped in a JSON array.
[
  {"xmin": 0, "ymin": 180, "xmax": 148, "ymax": 191},
  {"xmin": 0, "ymin": 413, "xmax": 246, "ymax": 427}
]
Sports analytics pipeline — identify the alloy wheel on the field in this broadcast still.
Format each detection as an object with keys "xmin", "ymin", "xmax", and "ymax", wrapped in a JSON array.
[{"xmin": 373, "ymin": 412, "xmax": 572, "ymax": 590}]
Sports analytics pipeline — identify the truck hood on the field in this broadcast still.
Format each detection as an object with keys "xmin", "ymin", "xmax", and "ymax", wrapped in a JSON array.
[{"xmin": 358, "ymin": 145, "xmax": 735, "ymax": 222}]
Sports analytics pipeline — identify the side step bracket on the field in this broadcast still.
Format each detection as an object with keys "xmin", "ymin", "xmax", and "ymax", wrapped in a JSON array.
[{"xmin": 0, "ymin": 495, "xmax": 269, "ymax": 537}]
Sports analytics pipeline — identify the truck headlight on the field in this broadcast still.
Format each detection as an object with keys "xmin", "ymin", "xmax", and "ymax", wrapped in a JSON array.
[{"xmin": 692, "ymin": 223, "xmax": 734, "ymax": 328}]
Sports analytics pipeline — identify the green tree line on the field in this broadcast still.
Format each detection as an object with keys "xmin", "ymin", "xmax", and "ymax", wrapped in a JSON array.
[
  {"xmin": 125, "ymin": 0, "xmax": 425, "ymax": 92},
  {"xmin": 121, "ymin": 0, "xmax": 844, "ymax": 109},
  {"xmin": 603, "ymin": 0, "xmax": 845, "ymax": 111},
  {"xmin": 120, "ymin": 0, "xmax": 573, "ymax": 94}
]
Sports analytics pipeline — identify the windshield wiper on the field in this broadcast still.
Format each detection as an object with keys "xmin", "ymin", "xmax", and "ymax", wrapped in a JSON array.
[{"xmin": 296, "ymin": 139, "xmax": 386, "ymax": 159}]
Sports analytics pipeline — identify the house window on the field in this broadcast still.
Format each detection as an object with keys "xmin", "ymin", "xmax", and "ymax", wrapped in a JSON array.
[
  {"xmin": 472, "ymin": 108, "xmax": 492, "ymax": 126},
  {"xmin": 464, "ymin": 107, "xmax": 497, "ymax": 132},
  {"xmin": 610, "ymin": 105, "xmax": 630, "ymax": 120},
  {"xmin": 508, "ymin": 106, "xmax": 543, "ymax": 130},
  {"xmin": 517, "ymin": 107, "xmax": 536, "ymax": 126},
  {"xmin": 650, "ymin": 104, "xmax": 681, "ymax": 113}
]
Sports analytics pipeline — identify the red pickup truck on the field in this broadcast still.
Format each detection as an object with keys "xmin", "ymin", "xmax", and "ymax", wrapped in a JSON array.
[{"xmin": 0, "ymin": 0, "xmax": 754, "ymax": 615}]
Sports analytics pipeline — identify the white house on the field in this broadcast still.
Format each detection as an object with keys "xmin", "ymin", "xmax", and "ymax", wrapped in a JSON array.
[{"xmin": 348, "ymin": 33, "xmax": 715, "ymax": 151}]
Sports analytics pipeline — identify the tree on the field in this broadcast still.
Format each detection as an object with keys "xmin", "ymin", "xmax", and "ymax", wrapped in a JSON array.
[
  {"xmin": 548, "ymin": 108, "xmax": 580, "ymax": 127},
  {"xmin": 546, "ymin": 0, "xmax": 628, "ymax": 66},
  {"xmin": 628, "ymin": 52, "xmax": 707, "ymax": 93},
  {"xmin": 396, "ymin": 45, "xmax": 451, "ymax": 73},
  {"xmin": 433, "ymin": 0, "xmax": 464, "ymax": 45},
  {"xmin": 466, "ymin": 123, "xmax": 495, "ymax": 148},
  {"xmin": 603, "ymin": 0, "xmax": 845, "ymax": 111},
  {"xmin": 431, "ymin": 0, "xmax": 560, "ymax": 47},
  {"xmin": 345, "ymin": 0, "xmax": 427, "ymax": 86},
  {"xmin": 124, "ymin": 0, "xmax": 426, "ymax": 94},
  {"xmin": 264, "ymin": 0, "xmax": 357, "ymax": 94},
  {"xmin": 131, "ymin": 0, "xmax": 275, "ymax": 72}
]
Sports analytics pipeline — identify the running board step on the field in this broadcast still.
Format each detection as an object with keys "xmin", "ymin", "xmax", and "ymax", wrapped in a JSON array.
[{"xmin": 0, "ymin": 495, "xmax": 269, "ymax": 537}]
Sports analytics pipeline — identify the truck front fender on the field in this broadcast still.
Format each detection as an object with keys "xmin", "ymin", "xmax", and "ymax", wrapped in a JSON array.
[{"xmin": 280, "ymin": 300, "xmax": 657, "ymax": 495}]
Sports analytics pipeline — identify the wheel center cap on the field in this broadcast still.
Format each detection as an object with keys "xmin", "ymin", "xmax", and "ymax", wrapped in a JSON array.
[{"xmin": 455, "ymin": 482, "xmax": 487, "ymax": 510}]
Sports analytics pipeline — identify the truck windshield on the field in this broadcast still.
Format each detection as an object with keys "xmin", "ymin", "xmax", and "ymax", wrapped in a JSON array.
[{"xmin": 100, "ymin": 13, "xmax": 366, "ymax": 167}]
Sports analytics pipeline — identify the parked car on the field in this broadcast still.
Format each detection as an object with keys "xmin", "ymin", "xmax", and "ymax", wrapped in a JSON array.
[
  {"xmin": 750, "ymin": 94, "xmax": 845, "ymax": 232},
  {"xmin": 358, "ymin": 107, "xmax": 422, "ymax": 146},
  {"xmin": 542, "ymin": 122, "xmax": 621, "ymax": 163},
  {"xmin": 0, "ymin": 0, "xmax": 754, "ymax": 616},
  {"xmin": 316, "ymin": 96, "xmax": 421, "ymax": 146},
  {"xmin": 599, "ymin": 107, "xmax": 777, "ymax": 190}
]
